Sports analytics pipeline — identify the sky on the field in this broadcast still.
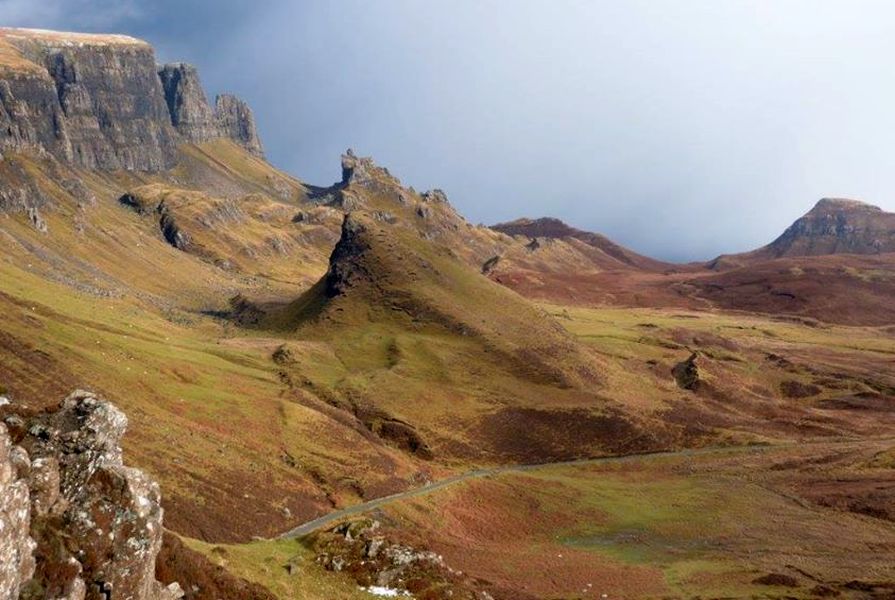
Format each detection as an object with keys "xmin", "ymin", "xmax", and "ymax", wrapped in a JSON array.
[{"xmin": 2, "ymin": 0, "xmax": 895, "ymax": 261}]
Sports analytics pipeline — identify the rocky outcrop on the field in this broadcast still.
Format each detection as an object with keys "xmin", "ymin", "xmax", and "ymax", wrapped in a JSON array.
[
  {"xmin": 158, "ymin": 63, "xmax": 220, "ymax": 144},
  {"xmin": 215, "ymin": 95, "xmax": 264, "ymax": 158},
  {"xmin": 672, "ymin": 352, "xmax": 701, "ymax": 390},
  {"xmin": 0, "ymin": 28, "xmax": 264, "ymax": 171},
  {"xmin": 340, "ymin": 149, "xmax": 398, "ymax": 187},
  {"xmin": 420, "ymin": 189, "xmax": 449, "ymax": 204},
  {"xmin": 0, "ymin": 390, "xmax": 181, "ymax": 600},
  {"xmin": 119, "ymin": 192, "xmax": 191, "ymax": 250},
  {"xmin": 312, "ymin": 519, "xmax": 502, "ymax": 600},
  {"xmin": 710, "ymin": 198, "xmax": 895, "ymax": 268},
  {"xmin": 159, "ymin": 64, "xmax": 264, "ymax": 157},
  {"xmin": 324, "ymin": 213, "xmax": 374, "ymax": 297},
  {"xmin": 0, "ymin": 157, "xmax": 50, "ymax": 215},
  {"xmin": 0, "ymin": 421, "xmax": 35, "ymax": 599}
]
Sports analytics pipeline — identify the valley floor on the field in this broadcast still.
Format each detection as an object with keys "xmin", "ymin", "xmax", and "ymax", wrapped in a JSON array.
[{"xmin": 193, "ymin": 435, "xmax": 895, "ymax": 599}]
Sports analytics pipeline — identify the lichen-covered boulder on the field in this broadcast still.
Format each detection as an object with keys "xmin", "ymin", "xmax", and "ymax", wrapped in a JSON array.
[
  {"xmin": 1, "ymin": 390, "xmax": 181, "ymax": 600},
  {"xmin": 0, "ymin": 423, "xmax": 36, "ymax": 600}
]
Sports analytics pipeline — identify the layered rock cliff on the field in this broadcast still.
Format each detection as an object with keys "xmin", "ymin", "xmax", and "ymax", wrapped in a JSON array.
[
  {"xmin": 762, "ymin": 198, "xmax": 895, "ymax": 257},
  {"xmin": 158, "ymin": 63, "xmax": 264, "ymax": 157},
  {"xmin": 0, "ymin": 28, "xmax": 263, "ymax": 172},
  {"xmin": 0, "ymin": 390, "xmax": 181, "ymax": 600},
  {"xmin": 708, "ymin": 198, "xmax": 895, "ymax": 269},
  {"xmin": 158, "ymin": 63, "xmax": 220, "ymax": 144},
  {"xmin": 214, "ymin": 94, "xmax": 264, "ymax": 158}
]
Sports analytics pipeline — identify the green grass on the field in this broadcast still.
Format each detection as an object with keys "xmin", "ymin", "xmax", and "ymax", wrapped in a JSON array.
[{"xmin": 184, "ymin": 537, "xmax": 373, "ymax": 600}]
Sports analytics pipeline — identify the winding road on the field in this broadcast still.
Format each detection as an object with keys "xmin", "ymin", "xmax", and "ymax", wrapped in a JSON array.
[{"xmin": 277, "ymin": 442, "xmax": 786, "ymax": 539}]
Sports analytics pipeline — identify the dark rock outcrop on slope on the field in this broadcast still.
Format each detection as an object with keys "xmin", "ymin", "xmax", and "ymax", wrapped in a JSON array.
[
  {"xmin": 672, "ymin": 352, "xmax": 701, "ymax": 390},
  {"xmin": 0, "ymin": 28, "xmax": 264, "ymax": 171},
  {"xmin": 0, "ymin": 390, "xmax": 182, "ymax": 600},
  {"xmin": 324, "ymin": 212, "xmax": 375, "ymax": 297},
  {"xmin": 119, "ymin": 191, "xmax": 191, "ymax": 250}
]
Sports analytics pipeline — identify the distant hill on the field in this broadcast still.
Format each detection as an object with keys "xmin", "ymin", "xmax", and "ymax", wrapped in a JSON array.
[
  {"xmin": 709, "ymin": 198, "xmax": 895, "ymax": 269},
  {"xmin": 491, "ymin": 216, "xmax": 671, "ymax": 272}
]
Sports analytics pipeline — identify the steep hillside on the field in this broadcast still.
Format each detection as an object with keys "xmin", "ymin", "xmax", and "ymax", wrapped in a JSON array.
[
  {"xmin": 0, "ymin": 29, "xmax": 429, "ymax": 555},
  {"xmin": 0, "ymin": 27, "xmax": 672, "ymax": 558},
  {"xmin": 235, "ymin": 211, "xmax": 672, "ymax": 464}
]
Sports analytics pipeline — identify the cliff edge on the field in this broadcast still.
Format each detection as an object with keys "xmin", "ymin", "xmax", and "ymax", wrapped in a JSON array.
[{"xmin": 0, "ymin": 28, "xmax": 263, "ymax": 171}]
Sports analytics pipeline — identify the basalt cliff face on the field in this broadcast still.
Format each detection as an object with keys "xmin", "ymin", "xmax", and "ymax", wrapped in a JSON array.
[
  {"xmin": 0, "ymin": 28, "xmax": 262, "ymax": 172},
  {"xmin": 158, "ymin": 63, "xmax": 263, "ymax": 157},
  {"xmin": 0, "ymin": 390, "xmax": 180, "ymax": 600}
]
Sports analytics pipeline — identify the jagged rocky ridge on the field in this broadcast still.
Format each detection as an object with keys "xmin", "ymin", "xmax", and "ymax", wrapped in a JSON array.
[
  {"xmin": 0, "ymin": 390, "xmax": 181, "ymax": 600},
  {"xmin": 0, "ymin": 28, "xmax": 262, "ymax": 173}
]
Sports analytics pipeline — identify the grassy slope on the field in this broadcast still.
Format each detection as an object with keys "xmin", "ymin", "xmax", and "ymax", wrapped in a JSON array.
[
  {"xmin": 250, "ymin": 211, "xmax": 679, "ymax": 465},
  {"xmin": 0, "ymin": 147, "xmax": 429, "ymax": 545},
  {"xmin": 182, "ymin": 537, "xmax": 373, "ymax": 600},
  {"xmin": 192, "ymin": 301, "xmax": 895, "ymax": 598},
  {"xmin": 370, "ymin": 438, "xmax": 895, "ymax": 598}
]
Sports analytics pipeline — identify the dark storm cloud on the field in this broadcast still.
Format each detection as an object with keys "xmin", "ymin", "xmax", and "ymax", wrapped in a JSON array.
[{"xmin": 3, "ymin": 0, "xmax": 895, "ymax": 261}]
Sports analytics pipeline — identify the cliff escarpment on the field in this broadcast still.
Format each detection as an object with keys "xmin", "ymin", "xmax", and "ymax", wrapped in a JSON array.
[{"xmin": 0, "ymin": 28, "xmax": 263, "ymax": 172}]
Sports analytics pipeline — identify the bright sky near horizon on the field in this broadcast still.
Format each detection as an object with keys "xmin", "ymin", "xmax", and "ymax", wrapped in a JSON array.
[{"xmin": 2, "ymin": 0, "xmax": 894, "ymax": 261}]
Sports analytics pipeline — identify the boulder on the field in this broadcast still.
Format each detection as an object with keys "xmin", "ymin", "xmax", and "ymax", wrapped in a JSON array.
[{"xmin": 0, "ymin": 390, "xmax": 181, "ymax": 600}]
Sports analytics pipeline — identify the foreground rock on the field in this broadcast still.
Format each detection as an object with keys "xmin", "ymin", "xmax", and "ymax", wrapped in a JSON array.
[
  {"xmin": 312, "ymin": 518, "xmax": 506, "ymax": 600},
  {"xmin": 0, "ymin": 390, "xmax": 181, "ymax": 600}
]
